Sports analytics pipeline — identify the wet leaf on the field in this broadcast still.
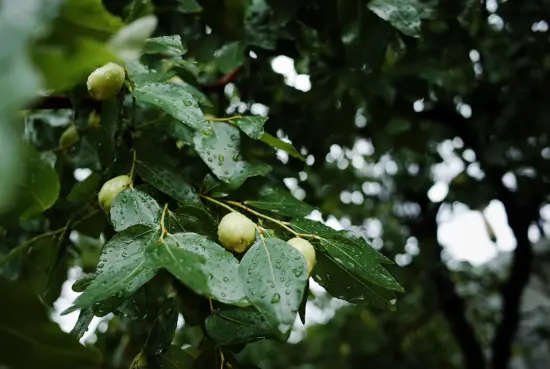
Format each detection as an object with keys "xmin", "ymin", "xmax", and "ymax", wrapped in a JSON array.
[
  {"xmin": 110, "ymin": 188, "xmax": 162, "ymax": 232},
  {"xmin": 367, "ymin": 0, "xmax": 421, "ymax": 37},
  {"xmin": 136, "ymin": 160, "xmax": 202, "ymax": 207},
  {"xmin": 62, "ymin": 225, "xmax": 160, "ymax": 314},
  {"xmin": 245, "ymin": 187, "xmax": 316, "ymax": 217},
  {"xmin": 194, "ymin": 122, "xmax": 272, "ymax": 188},
  {"xmin": 132, "ymin": 82, "xmax": 210, "ymax": 132},
  {"xmin": 234, "ymin": 116, "xmax": 267, "ymax": 140},
  {"xmin": 238, "ymin": 238, "xmax": 308, "ymax": 338},
  {"xmin": 145, "ymin": 298, "xmax": 179, "ymax": 355},
  {"xmin": 260, "ymin": 132, "xmax": 305, "ymax": 161},
  {"xmin": 205, "ymin": 307, "xmax": 276, "ymax": 345},
  {"xmin": 147, "ymin": 233, "xmax": 250, "ymax": 306}
]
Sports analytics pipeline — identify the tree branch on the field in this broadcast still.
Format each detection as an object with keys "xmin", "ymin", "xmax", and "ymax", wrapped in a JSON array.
[
  {"xmin": 417, "ymin": 88, "xmax": 539, "ymax": 369},
  {"xmin": 27, "ymin": 66, "xmax": 244, "ymax": 110},
  {"xmin": 408, "ymin": 194, "xmax": 487, "ymax": 369}
]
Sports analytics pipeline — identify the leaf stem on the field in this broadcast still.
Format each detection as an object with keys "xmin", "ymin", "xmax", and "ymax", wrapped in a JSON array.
[
  {"xmin": 0, "ymin": 209, "xmax": 100, "ymax": 268},
  {"xmin": 206, "ymin": 115, "xmax": 242, "ymax": 122}
]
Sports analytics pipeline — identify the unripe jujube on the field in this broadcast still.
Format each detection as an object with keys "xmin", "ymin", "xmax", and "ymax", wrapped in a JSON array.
[
  {"xmin": 87, "ymin": 62, "xmax": 125, "ymax": 100},
  {"xmin": 217, "ymin": 212, "xmax": 256, "ymax": 253},
  {"xmin": 59, "ymin": 125, "xmax": 79, "ymax": 148},
  {"xmin": 287, "ymin": 238, "xmax": 316, "ymax": 276},
  {"xmin": 98, "ymin": 175, "xmax": 132, "ymax": 213}
]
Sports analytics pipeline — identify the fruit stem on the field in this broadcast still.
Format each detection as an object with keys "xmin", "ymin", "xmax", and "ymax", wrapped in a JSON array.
[
  {"xmin": 224, "ymin": 200, "xmax": 299, "ymax": 236},
  {"xmin": 201, "ymin": 195, "xmax": 238, "ymax": 214},
  {"xmin": 0, "ymin": 209, "xmax": 100, "ymax": 268},
  {"xmin": 129, "ymin": 150, "xmax": 137, "ymax": 184},
  {"xmin": 159, "ymin": 203, "xmax": 169, "ymax": 239}
]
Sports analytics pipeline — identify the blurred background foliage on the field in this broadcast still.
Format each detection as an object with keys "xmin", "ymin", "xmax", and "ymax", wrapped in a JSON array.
[{"xmin": 2, "ymin": 0, "xmax": 550, "ymax": 368}]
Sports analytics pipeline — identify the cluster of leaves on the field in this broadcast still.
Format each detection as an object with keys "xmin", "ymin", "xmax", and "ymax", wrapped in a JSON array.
[{"xmin": 0, "ymin": 0, "xmax": 418, "ymax": 368}]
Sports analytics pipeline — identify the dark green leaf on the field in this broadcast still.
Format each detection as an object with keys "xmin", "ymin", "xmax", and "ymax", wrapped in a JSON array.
[
  {"xmin": 72, "ymin": 274, "xmax": 95, "ymax": 292},
  {"xmin": 215, "ymin": 42, "xmax": 246, "ymax": 74},
  {"xmin": 132, "ymin": 82, "xmax": 210, "ymax": 131},
  {"xmin": 136, "ymin": 160, "xmax": 203, "ymax": 207},
  {"xmin": 97, "ymin": 99, "xmax": 119, "ymax": 168},
  {"xmin": 127, "ymin": 59, "xmax": 173, "ymax": 85},
  {"xmin": 151, "ymin": 345, "xmax": 195, "ymax": 369},
  {"xmin": 19, "ymin": 148, "xmax": 60, "ymax": 219},
  {"xmin": 145, "ymin": 298, "xmax": 179, "ymax": 355},
  {"xmin": 313, "ymin": 253, "xmax": 397, "ymax": 309},
  {"xmin": 238, "ymin": 238, "xmax": 308, "ymax": 338},
  {"xmin": 202, "ymin": 173, "xmax": 234, "ymax": 198},
  {"xmin": 175, "ymin": 0, "xmax": 203, "ymax": 14},
  {"xmin": 194, "ymin": 122, "xmax": 272, "ymax": 188},
  {"xmin": 0, "ymin": 280, "xmax": 101, "ymax": 369},
  {"xmin": 114, "ymin": 286, "xmax": 149, "ymax": 320},
  {"xmin": 290, "ymin": 218, "xmax": 403, "ymax": 292},
  {"xmin": 298, "ymin": 279, "xmax": 308, "ymax": 324},
  {"xmin": 110, "ymin": 188, "xmax": 162, "ymax": 232},
  {"xmin": 260, "ymin": 132, "xmax": 305, "ymax": 161},
  {"xmin": 245, "ymin": 187, "xmax": 316, "ymax": 217},
  {"xmin": 367, "ymin": 0, "xmax": 421, "ymax": 37},
  {"xmin": 205, "ymin": 307, "xmax": 276, "ymax": 345},
  {"xmin": 235, "ymin": 116, "xmax": 267, "ymax": 139},
  {"xmin": 71, "ymin": 308, "xmax": 94, "ymax": 340},
  {"xmin": 148, "ymin": 233, "xmax": 250, "ymax": 306},
  {"xmin": 165, "ymin": 206, "xmax": 217, "ymax": 239},
  {"xmin": 67, "ymin": 172, "xmax": 100, "ymax": 203},
  {"xmin": 63, "ymin": 225, "xmax": 160, "ymax": 314}
]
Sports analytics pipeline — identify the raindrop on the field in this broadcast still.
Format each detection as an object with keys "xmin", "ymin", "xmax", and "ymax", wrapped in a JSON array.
[
  {"xmin": 271, "ymin": 293, "xmax": 281, "ymax": 303},
  {"xmin": 285, "ymin": 289, "xmax": 291, "ymax": 295},
  {"xmin": 223, "ymin": 277, "xmax": 229, "ymax": 282},
  {"xmin": 183, "ymin": 99, "xmax": 192, "ymax": 106}
]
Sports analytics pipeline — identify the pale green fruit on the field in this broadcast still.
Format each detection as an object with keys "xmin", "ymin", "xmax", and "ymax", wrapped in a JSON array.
[
  {"xmin": 59, "ymin": 125, "xmax": 79, "ymax": 148},
  {"xmin": 217, "ymin": 212, "xmax": 256, "ymax": 253},
  {"xmin": 287, "ymin": 238, "xmax": 316, "ymax": 276},
  {"xmin": 87, "ymin": 62, "xmax": 125, "ymax": 100},
  {"xmin": 98, "ymin": 175, "xmax": 132, "ymax": 213}
]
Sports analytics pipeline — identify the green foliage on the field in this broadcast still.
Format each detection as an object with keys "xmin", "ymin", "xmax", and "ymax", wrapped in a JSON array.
[{"xmin": 9, "ymin": 0, "xmax": 546, "ymax": 368}]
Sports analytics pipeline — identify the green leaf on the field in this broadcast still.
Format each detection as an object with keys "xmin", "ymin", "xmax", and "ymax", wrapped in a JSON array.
[
  {"xmin": 145, "ymin": 298, "xmax": 179, "ymax": 355},
  {"xmin": 290, "ymin": 218, "xmax": 404, "ymax": 292},
  {"xmin": 151, "ymin": 345, "xmax": 195, "ymax": 369},
  {"xmin": 126, "ymin": 59, "xmax": 174, "ymax": 85},
  {"xmin": 205, "ymin": 307, "xmax": 276, "ymax": 345},
  {"xmin": 202, "ymin": 173, "xmax": 234, "ymax": 198},
  {"xmin": 144, "ymin": 35, "xmax": 185, "ymax": 56},
  {"xmin": 148, "ymin": 233, "xmax": 250, "ymax": 307},
  {"xmin": 97, "ymin": 95, "xmax": 120, "ymax": 168},
  {"xmin": 108, "ymin": 15, "xmax": 158, "ymax": 61},
  {"xmin": 0, "ymin": 280, "xmax": 101, "ymax": 369},
  {"xmin": 71, "ymin": 308, "xmax": 95, "ymax": 340},
  {"xmin": 215, "ymin": 41, "xmax": 246, "ymax": 74},
  {"xmin": 194, "ymin": 122, "xmax": 272, "ymax": 188},
  {"xmin": 132, "ymin": 82, "xmax": 210, "ymax": 131},
  {"xmin": 19, "ymin": 148, "xmax": 60, "ymax": 219},
  {"xmin": 0, "ymin": 0, "xmax": 58, "ymax": 212},
  {"xmin": 174, "ymin": 0, "xmax": 203, "ymax": 14},
  {"xmin": 63, "ymin": 225, "xmax": 160, "ymax": 314},
  {"xmin": 110, "ymin": 188, "xmax": 162, "ymax": 232},
  {"xmin": 61, "ymin": 0, "xmax": 124, "ymax": 34},
  {"xmin": 72, "ymin": 275, "xmax": 94, "ymax": 292},
  {"xmin": 67, "ymin": 173, "xmax": 100, "ymax": 203},
  {"xmin": 235, "ymin": 116, "xmax": 267, "ymax": 139},
  {"xmin": 313, "ymin": 253, "xmax": 397, "ymax": 309},
  {"xmin": 260, "ymin": 132, "xmax": 305, "ymax": 161},
  {"xmin": 136, "ymin": 160, "xmax": 203, "ymax": 207},
  {"xmin": 165, "ymin": 206, "xmax": 217, "ymax": 239},
  {"xmin": 238, "ymin": 238, "xmax": 308, "ymax": 337},
  {"xmin": 32, "ymin": 38, "xmax": 116, "ymax": 91},
  {"xmin": 367, "ymin": 0, "xmax": 421, "ymax": 37},
  {"xmin": 245, "ymin": 187, "xmax": 316, "ymax": 217},
  {"xmin": 115, "ymin": 286, "xmax": 149, "ymax": 320}
]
